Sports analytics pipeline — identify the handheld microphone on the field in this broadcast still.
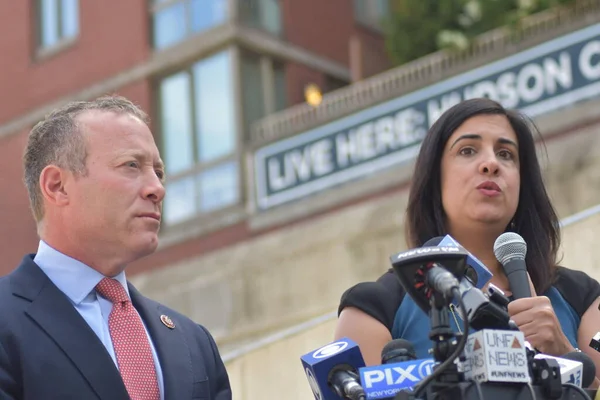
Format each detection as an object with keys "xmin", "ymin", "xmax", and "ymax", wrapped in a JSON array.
[
  {"xmin": 494, "ymin": 232, "xmax": 531, "ymax": 299},
  {"xmin": 300, "ymin": 337, "xmax": 366, "ymax": 400}
]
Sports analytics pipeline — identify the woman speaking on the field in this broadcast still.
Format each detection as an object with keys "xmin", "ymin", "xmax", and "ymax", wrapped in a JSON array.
[{"xmin": 334, "ymin": 98, "xmax": 600, "ymax": 385}]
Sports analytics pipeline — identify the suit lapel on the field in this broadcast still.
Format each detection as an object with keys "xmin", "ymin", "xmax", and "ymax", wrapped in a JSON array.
[
  {"xmin": 13, "ymin": 257, "xmax": 130, "ymax": 400},
  {"xmin": 130, "ymin": 285, "xmax": 193, "ymax": 400}
]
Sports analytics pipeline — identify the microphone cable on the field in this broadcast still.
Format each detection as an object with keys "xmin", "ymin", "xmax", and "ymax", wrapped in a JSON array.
[{"xmin": 414, "ymin": 287, "xmax": 469, "ymax": 398}]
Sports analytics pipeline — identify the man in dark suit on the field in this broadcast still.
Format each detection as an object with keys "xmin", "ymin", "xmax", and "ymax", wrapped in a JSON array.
[{"xmin": 0, "ymin": 96, "xmax": 232, "ymax": 399}]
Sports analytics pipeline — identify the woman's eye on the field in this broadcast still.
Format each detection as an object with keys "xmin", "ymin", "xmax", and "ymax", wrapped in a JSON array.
[
  {"xmin": 459, "ymin": 147, "xmax": 475, "ymax": 156},
  {"xmin": 498, "ymin": 150, "xmax": 513, "ymax": 160}
]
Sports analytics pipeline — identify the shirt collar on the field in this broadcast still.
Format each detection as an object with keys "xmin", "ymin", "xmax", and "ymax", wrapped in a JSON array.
[{"xmin": 33, "ymin": 240, "xmax": 130, "ymax": 305}]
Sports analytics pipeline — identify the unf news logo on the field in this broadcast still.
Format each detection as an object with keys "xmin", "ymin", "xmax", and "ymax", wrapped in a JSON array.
[{"xmin": 396, "ymin": 246, "xmax": 460, "ymax": 260}]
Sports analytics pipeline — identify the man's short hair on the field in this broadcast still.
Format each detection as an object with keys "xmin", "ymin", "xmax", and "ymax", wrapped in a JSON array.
[{"xmin": 23, "ymin": 95, "xmax": 149, "ymax": 222}]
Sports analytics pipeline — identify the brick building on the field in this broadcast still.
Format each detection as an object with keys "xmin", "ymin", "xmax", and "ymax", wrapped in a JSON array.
[
  {"xmin": 0, "ymin": 1, "xmax": 390, "ymax": 276},
  {"xmin": 3, "ymin": 2, "xmax": 600, "ymax": 397}
]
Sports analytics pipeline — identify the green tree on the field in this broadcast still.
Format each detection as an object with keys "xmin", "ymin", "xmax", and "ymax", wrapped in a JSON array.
[{"xmin": 383, "ymin": 0, "xmax": 576, "ymax": 66}]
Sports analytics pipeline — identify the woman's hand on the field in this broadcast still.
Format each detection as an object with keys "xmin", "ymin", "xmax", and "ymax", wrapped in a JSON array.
[{"xmin": 507, "ymin": 296, "xmax": 574, "ymax": 356}]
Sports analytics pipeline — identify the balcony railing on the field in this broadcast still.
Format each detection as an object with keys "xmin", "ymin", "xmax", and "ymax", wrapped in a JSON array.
[{"xmin": 250, "ymin": 0, "xmax": 600, "ymax": 147}]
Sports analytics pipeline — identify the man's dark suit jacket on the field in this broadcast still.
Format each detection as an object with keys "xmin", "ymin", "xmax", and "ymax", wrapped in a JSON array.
[{"xmin": 0, "ymin": 255, "xmax": 232, "ymax": 400}]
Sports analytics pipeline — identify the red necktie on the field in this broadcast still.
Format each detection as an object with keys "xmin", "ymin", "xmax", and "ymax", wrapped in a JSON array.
[{"xmin": 96, "ymin": 278, "xmax": 160, "ymax": 400}]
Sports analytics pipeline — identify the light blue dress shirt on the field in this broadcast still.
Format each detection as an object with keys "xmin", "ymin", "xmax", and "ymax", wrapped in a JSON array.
[{"xmin": 34, "ymin": 240, "xmax": 165, "ymax": 399}]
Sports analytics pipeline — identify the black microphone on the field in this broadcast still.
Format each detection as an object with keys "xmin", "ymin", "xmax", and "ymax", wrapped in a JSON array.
[
  {"xmin": 562, "ymin": 351, "xmax": 597, "ymax": 388},
  {"xmin": 426, "ymin": 265, "xmax": 461, "ymax": 299},
  {"xmin": 423, "ymin": 237, "xmax": 513, "ymax": 331},
  {"xmin": 423, "ymin": 235, "xmax": 461, "ymax": 298},
  {"xmin": 381, "ymin": 339, "xmax": 417, "ymax": 364},
  {"xmin": 494, "ymin": 232, "xmax": 531, "ymax": 299},
  {"xmin": 328, "ymin": 368, "xmax": 365, "ymax": 400},
  {"xmin": 391, "ymin": 239, "xmax": 469, "ymax": 313}
]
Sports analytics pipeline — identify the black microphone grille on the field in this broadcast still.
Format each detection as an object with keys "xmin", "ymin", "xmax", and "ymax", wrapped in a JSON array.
[
  {"xmin": 562, "ymin": 351, "xmax": 596, "ymax": 388},
  {"xmin": 381, "ymin": 339, "xmax": 416, "ymax": 364},
  {"xmin": 494, "ymin": 232, "xmax": 527, "ymax": 265}
]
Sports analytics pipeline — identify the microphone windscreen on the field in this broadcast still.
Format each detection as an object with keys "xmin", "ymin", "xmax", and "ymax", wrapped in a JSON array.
[
  {"xmin": 494, "ymin": 232, "xmax": 527, "ymax": 264},
  {"xmin": 381, "ymin": 339, "xmax": 416, "ymax": 364},
  {"xmin": 562, "ymin": 351, "xmax": 596, "ymax": 388}
]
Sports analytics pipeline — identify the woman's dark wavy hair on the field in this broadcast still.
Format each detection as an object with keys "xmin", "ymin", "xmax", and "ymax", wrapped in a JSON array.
[{"xmin": 405, "ymin": 98, "xmax": 561, "ymax": 294}]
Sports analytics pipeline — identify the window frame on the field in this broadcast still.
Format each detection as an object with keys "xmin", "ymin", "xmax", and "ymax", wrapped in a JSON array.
[
  {"xmin": 35, "ymin": 0, "xmax": 79, "ymax": 59},
  {"xmin": 237, "ymin": 0, "xmax": 283, "ymax": 37},
  {"xmin": 239, "ymin": 49, "xmax": 287, "ymax": 130},
  {"xmin": 149, "ymin": 0, "xmax": 234, "ymax": 51},
  {"xmin": 153, "ymin": 45, "xmax": 289, "ymax": 228},
  {"xmin": 154, "ymin": 47, "xmax": 245, "ymax": 227}
]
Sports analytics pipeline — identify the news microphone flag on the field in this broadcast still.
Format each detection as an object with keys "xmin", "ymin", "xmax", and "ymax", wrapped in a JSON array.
[
  {"xmin": 461, "ymin": 329, "xmax": 530, "ymax": 383},
  {"xmin": 534, "ymin": 353, "xmax": 584, "ymax": 387},
  {"xmin": 300, "ymin": 337, "xmax": 366, "ymax": 400},
  {"xmin": 359, "ymin": 358, "xmax": 435, "ymax": 399},
  {"xmin": 439, "ymin": 235, "xmax": 492, "ymax": 289}
]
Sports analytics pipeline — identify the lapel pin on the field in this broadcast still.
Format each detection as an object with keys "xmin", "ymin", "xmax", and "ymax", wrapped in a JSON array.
[{"xmin": 160, "ymin": 314, "xmax": 175, "ymax": 329}]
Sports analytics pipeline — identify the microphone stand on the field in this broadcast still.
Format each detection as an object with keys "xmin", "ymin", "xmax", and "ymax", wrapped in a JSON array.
[
  {"xmin": 426, "ymin": 292, "xmax": 463, "ymax": 397},
  {"xmin": 395, "ymin": 293, "xmax": 463, "ymax": 400},
  {"xmin": 394, "ymin": 286, "xmax": 581, "ymax": 400}
]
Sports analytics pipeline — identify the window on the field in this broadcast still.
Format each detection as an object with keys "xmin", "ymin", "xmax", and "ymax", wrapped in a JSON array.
[
  {"xmin": 353, "ymin": 0, "xmax": 389, "ymax": 30},
  {"xmin": 152, "ymin": 0, "xmax": 229, "ymax": 50},
  {"xmin": 325, "ymin": 75, "xmax": 349, "ymax": 93},
  {"xmin": 238, "ymin": 0, "xmax": 282, "ymax": 36},
  {"xmin": 38, "ymin": 0, "xmax": 79, "ymax": 49},
  {"xmin": 159, "ymin": 51, "xmax": 239, "ymax": 225},
  {"xmin": 240, "ymin": 52, "xmax": 286, "ymax": 129},
  {"xmin": 273, "ymin": 62, "xmax": 287, "ymax": 111},
  {"xmin": 240, "ymin": 54, "xmax": 265, "ymax": 130}
]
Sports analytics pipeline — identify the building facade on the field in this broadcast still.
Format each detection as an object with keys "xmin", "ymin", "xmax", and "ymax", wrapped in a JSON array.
[
  {"xmin": 3, "ymin": 2, "xmax": 600, "ymax": 397},
  {"xmin": 0, "ymin": 0, "xmax": 390, "ymax": 301}
]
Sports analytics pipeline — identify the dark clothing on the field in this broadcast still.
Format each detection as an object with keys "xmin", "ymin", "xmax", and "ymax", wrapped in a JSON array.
[{"xmin": 0, "ymin": 255, "xmax": 232, "ymax": 400}]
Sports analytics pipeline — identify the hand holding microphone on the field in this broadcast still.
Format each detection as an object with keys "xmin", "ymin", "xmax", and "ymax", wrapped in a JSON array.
[
  {"xmin": 508, "ymin": 296, "xmax": 574, "ymax": 356},
  {"xmin": 495, "ymin": 232, "xmax": 574, "ymax": 356}
]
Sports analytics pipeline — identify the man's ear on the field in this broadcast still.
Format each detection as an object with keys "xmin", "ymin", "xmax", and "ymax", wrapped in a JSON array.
[{"xmin": 39, "ymin": 165, "xmax": 70, "ymax": 207}]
